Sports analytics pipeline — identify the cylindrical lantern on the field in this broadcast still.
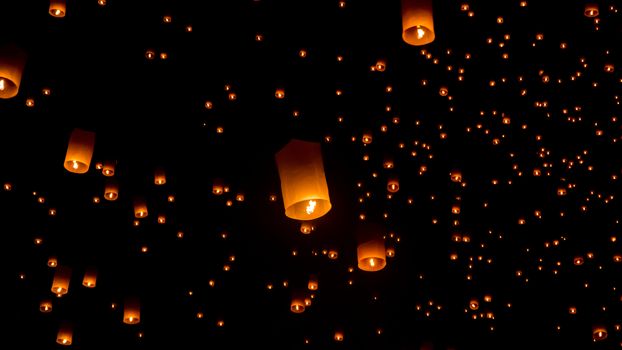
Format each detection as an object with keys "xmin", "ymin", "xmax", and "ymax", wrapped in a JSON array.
[
  {"xmin": 64, "ymin": 128, "xmax": 95, "ymax": 174},
  {"xmin": 102, "ymin": 160, "xmax": 115, "ymax": 176},
  {"xmin": 450, "ymin": 170, "xmax": 462, "ymax": 182},
  {"xmin": 123, "ymin": 298, "xmax": 141, "ymax": 324},
  {"xmin": 0, "ymin": 44, "xmax": 27, "ymax": 99},
  {"xmin": 40, "ymin": 300, "xmax": 53, "ymax": 313},
  {"xmin": 593, "ymin": 325, "xmax": 607, "ymax": 341},
  {"xmin": 334, "ymin": 330, "xmax": 344, "ymax": 342},
  {"xmin": 82, "ymin": 267, "xmax": 97, "ymax": 288},
  {"xmin": 48, "ymin": 256, "xmax": 58, "ymax": 267},
  {"xmin": 275, "ymin": 139, "xmax": 332, "ymax": 220},
  {"xmin": 402, "ymin": 0, "xmax": 435, "ymax": 46},
  {"xmin": 357, "ymin": 224, "xmax": 387, "ymax": 272},
  {"xmin": 134, "ymin": 198, "xmax": 148, "ymax": 218},
  {"xmin": 154, "ymin": 168, "xmax": 166, "ymax": 185},
  {"xmin": 469, "ymin": 298, "xmax": 479, "ymax": 310},
  {"xmin": 308, "ymin": 275, "xmax": 318, "ymax": 291},
  {"xmin": 387, "ymin": 177, "xmax": 399, "ymax": 193},
  {"xmin": 300, "ymin": 221, "xmax": 314, "ymax": 234},
  {"xmin": 212, "ymin": 179, "xmax": 224, "ymax": 195},
  {"xmin": 51, "ymin": 266, "xmax": 71, "ymax": 296},
  {"xmin": 290, "ymin": 292, "xmax": 306, "ymax": 313},
  {"xmin": 585, "ymin": 4, "xmax": 599, "ymax": 17},
  {"xmin": 56, "ymin": 323, "xmax": 73, "ymax": 345},
  {"xmin": 104, "ymin": 180, "xmax": 119, "ymax": 201},
  {"xmin": 50, "ymin": 0, "xmax": 67, "ymax": 17}
]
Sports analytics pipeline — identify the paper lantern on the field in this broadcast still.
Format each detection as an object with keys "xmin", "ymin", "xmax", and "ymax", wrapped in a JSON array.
[
  {"xmin": 123, "ymin": 298, "xmax": 141, "ymax": 324},
  {"xmin": 82, "ymin": 267, "xmax": 97, "ymax": 288},
  {"xmin": 290, "ymin": 292, "xmax": 305, "ymax": 313},
  {"xmin": 0, "ymin": 44, "xmax": 26, "ymax": 99},
  {"xmin": 64, "ymin": 128, "xmax": 95, "ymax": 173},
  {"xmin": 51, "ymin": 266, "xmax": 71, "ymax": 296},
  {"xmin": 134, "ymin": 198, "xmax": 148, "ymax": 218},
  {"xmin": 102, "ymin": 161, "xmax": 115, "ymax": 176},
  {"xmin": 40, "ymin": 300, "xmax": 52, "ymax": 313},
  {"xmin": 300, "ymin": 221, "xmax": 314, "ymax": 234},
  {"xmin": 387, "ymin": 178, "xmax": 399, "ymax": 193},
  {"xmin": 308, "ymin": 275, "xmax": 318, "ymax": 290},
  {"xmin": 48, "ymin": 256, "xmax": 58, "ymax": 267},
  {"xmin": 402, "ymin": 0, "xmax": 435, "ymax": 46},
  {"xmin": 212, "ymin": 179, "xmax": 224, "ymax": 195},
  {"xmin": 334, "ymin": 330, "xmax": 344, "ymax": 342},
  {"xmin": 593, "ymin": 325, "xmax": 607, "ymax": 341},
  {"xmin": 56, "ymin": 323, "xmax": 72, "ymax": 345},
  {"xmin": 49, "ymin": 0, "xmax": 66, "ymax": 17},
  {"xmin": 585, "ymin": 3, "xmax": 599, "ymax": 17},
  {"xmin": 104, "ymin": 180, "xmax": 119, "ymax": 201},
  {"xmin": 469, "ymin": 298, "xmax": 479, "ymax": 310},
  {"xmin": 275, "ymin": 139, "xmax": 332, "ymax": 220},
  {"xmin": 450, "ymin": 170, "xmax": 462, "ymax": 182},
  {"xmin": 357, "ymin": 224, "xmax": 387, "ymax": 272},
  {"xmin": 154, "ymin": 168, "xmax": 166, "ymax": 185}
]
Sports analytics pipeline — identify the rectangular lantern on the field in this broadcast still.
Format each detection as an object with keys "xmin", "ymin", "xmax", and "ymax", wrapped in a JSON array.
[
  {"xmin": 64, "ymin": 128, "xmax": 95, "ymax": 174},
  {"xmin": 275, "ymin": 140, "xmax": 331, "ymax": 220}
]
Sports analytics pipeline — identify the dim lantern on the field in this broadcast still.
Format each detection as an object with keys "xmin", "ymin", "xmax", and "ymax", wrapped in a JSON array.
[
  {"xmin": 275, "ymin": 139, "xmax": 332, "ymax": 220},
  {"xmin": 64, "ymin": 128, "xmax": 95, "ymax": 174},
  {"xmin": 123, "ymin": 298, "xmax": 141, "ymax": 324},
  {"xmin": 357, "ymin": 223, "xmax": 387, "ymax": 272},
  {"xmin": 51, "ymin": 266, "xmax": 71, "ymax": 296}
]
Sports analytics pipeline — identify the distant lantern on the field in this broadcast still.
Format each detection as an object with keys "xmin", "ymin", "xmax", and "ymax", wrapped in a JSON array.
[
  {"xmin": 56, "ymin": 323, "xmax": 73, "ymax": 345},
  {"xmin": 51, "ymin": 266, "xmax": 71, "ymax": 296},
  {"xmin": 300, "ymin": 221, "xmax": 315, "ymax": 234},
  {"xmin": 386, "ymin": 245, "xmax": 396, "ymax": 257},
  {"xmin": 291, "ymin": 292, "xmax": 306, "ymax": 313},
  {"xmin": 275, "ymin": 139, "xmax": 332, "ymax": 220},
  {"xmin": 40, "ymin": 300, "xmax": 53, "ymax": 313},
  {"xmin": 102, "ymin": 161, "xmax": 115, "ymax": 176},
  {"xmin": 328, "ymin": 250, "xmax": 339, "ymax": 260},
  {"xmin": 375, "ymin": 60, "xmax": 386, "ymax": 72},
  {"xmin": 450, "ymin": 170, "xmax": 462, "ymax": 182},
  {"xmin": 387, "ymin": 177, "xmax": 399, "ymax": 193},
  {"xmin": 82, "ymin": 267, "xmax": 97, "ymax": 288},
  {"xmin": 362, "ymin": 133, "xmax": 373, "ymax": 144},
  {"xmin": 134, "ymin": 198, "xmax": 148, "ymax": 218},
  {"xmin": 573, "ymin": 256, "xmax": 584, "ymax": 266},
  {"xmin": 439, "ymin": 86, "xmax": 449, "ymax": 96},
  {"xmin": 357, "ymin": 224, "xmax": 387, "ymax": 272},
  {"xmin": 104, "ymin": 180, "xmax": 119, "ymax": 201},
  {"xmin": 213, "ymin": 179, "xmax": 224, "ymax": 195},
  {"xmin": 49, "ymin": 0, "xmax": 66, "ymax": 17},
  {"xmin": 401, "ymin": 0, "xmax": 435, "ymax": 46},
  {"xmin": 334, "ymin": 330, "xmax": 344, "ymax": 342},
  {"xmin": 275, "ymin": 88, "xmax": 285, "ymax": 99},
  {"xmin": 469, "ymin": 298, "xmax": 479, "ymax": 310},
  {"xmin": 584, "ymin": 4, "xmax": 599, "ymax": 17},
  {"xmin": 154, "ymin": 168, "xmax": 166, "ymax": 185},
  {"xmin": 593, "ymin": 325, "xmax": 607, "ymax": 341},
  {"xmin": 48, "ymin": 256, "xmax": 58, "ymax": 267},
  {"xmin": 64, "ymin": 128, "xmax": 95, "ymax": 174},
  {"xmin": 123, "ymin": 298, "xmax": 141, "ymax": 324},
  {"xmin": 308, "ymin": 275, "xmax": 318, "ymax": 290},
  {"xmin": 452, "ymin": 205, "xmax": 461, "ymax": 214},
  {"xmin": 0, "ymin": 44, "xmax": 27, "ymax": 99}
]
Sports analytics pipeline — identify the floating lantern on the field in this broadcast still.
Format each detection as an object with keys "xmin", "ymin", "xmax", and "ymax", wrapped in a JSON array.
[
  {"xmin": 291, "ymin": 292, "xmax": 306, "ymax": 313},
  {"xmin": 469, "ymin": 298, "xmax": 479, "ymax": 310},
  {"xmin": 300, "ymin": 221, "xmax": 315, "ymax": 234},
  {"xmin": 82, "ymin": 267, "xmax": 97, "ymax": 288},
  {"xmin": 154, "ymin": 168, "xmax": 166, "ymax": 185},
  {"xmin": 213, "ymin": 179, "xmax": 224, "ymax": 195},
  {"xmin": 357, "ymin": 224, "xmax": 387, "ymax": 272},
  {"xmin": 308, "ymin": 275, "xmax": 318, "ymax": 290},
  {"xmin": 387, "ymin": 177, "xmax": 399, "ymax": 193},
  {"xmin": 48, "ymin": 256, "xmax": 58, "ymax": 267},
  {"xmin": 275, "ymin": 88, "xmax": 285, "ymax": 99},
  {"xmin": 49, "ymin": 0, "xmax": 66, "ymax": 17},
  {"xmin": 402, "ymin": 0, "xmax": 435, "ymax": 46},
  {"xmin": 0, "ymin": 44, "xmax": 26, "ymax": 99},
  {"xmin": 51, "ymin": 266, "xmax": 71, "ymax": 296},
  {"xmin": 104, "ymin": 180, "xmax": 119, "ymax": 201},
  {"xmin": 56, "ymin": 323, "xmax": 72, "ymax": 345},
  {"xmin": 102, "ymin": 161, "xmax": 115, "ymax": 176},
  {"xmin": 275, "ymin": 140, "xmax": 332, "ymax": 220},
  {"xmin": 123, "ymin": 298, "xmax": 140, "ymax": 324},
  {"xmin": 64, "ymin": 128, "xmax": 95, "ymax": 174},
  {"xmin": 334, "ymin": 330, "xmax": 344, "ymax": 342},
  {"xmin": 40, "ymin": 300, "xmax": 52, "ymax": 313},
  {"xmin": 450, "ymin": 170, "xmax": 462, "ymax": 182},
  {"xmin": 593, "ymin": 325, "xmax": 607, "ymax": 341},
  {"xmin": 584, "ymin": 4, "xmax": 599, "ymax": 17},
  {"xmin": 134, "ymin": 198, "xmax": 148, "ymax": 218}
]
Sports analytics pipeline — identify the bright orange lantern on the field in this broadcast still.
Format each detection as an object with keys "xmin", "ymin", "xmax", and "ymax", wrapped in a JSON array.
[
  {"xmin": 402, "ymin": 0, "xmax": 435, "ymax": 46},
  {"xmin": 104, "ymin": 180, "xmax": 119, "ymax": 201},
  {"xmin": 82, "ymin": 267, "xmax": 97, "ymax": 288},
  {"xmin": 64, "ymin": 128, "xmax": 95, "ymax": 174},
  {"xmin": 291, "ymin": 292, "xmax": 306, "ymax": 313},
  {"xmin": 0, "ymin": 44, "xmax": 26, "ymax": 99},
  {"xmin": 56, "ymin": 323, "xmax": 73, "ymax": 345},
  {"xmin": 275, "ymin": 140, "xmax": 332, "ymax": 220},
  {"xmin": 123, "ymin": 298, "xmax": 141, "ymax": 324},
  {"xmin": 357, "ymin": 224, "xmax": 387, "ymax": 272},
  {"xmin": 51, "ymin": 266, "xmax": 71, "ymax": 296},
  {"xmin": 154, "ymin": 168, "xmax": 166, "ymax": 185},
  {"xmin": 308, "ymin": 275, "xmax": 318, "ymax": 290},
  {"xmin": 134, "ymin": 198, "xmax": 148, "ymax": 218},
  {"xmin": 49, "ymin": 0, "xmax": 66, "ymax": 17},
  {"xmin": 102, "ymin": 160, "xmax": 115, "ymax": 176}
]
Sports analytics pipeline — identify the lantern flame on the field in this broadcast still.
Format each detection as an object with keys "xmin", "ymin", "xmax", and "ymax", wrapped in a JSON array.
[
  {"xmin": 369, "ymin": 258, "xmax": 376, "ymax": 267},
  {"xmin": 417, "ymin": 27, "xmax": 425, "ymax": 39},
  {"xmin": 0, "ymin": 79, "xmax": 5, "ymax": 91},
  {"xmin": 306, "ymin": 200, "xmax": 317, "ymax": 215}
]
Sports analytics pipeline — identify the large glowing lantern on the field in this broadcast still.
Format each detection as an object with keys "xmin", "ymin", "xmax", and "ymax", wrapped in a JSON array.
[
  {"xmin": 357, "ymin": 224, "xmax": 387, "ymax": 272},
  {"xmin": 64, "ymin": 128, "xmax": 95, "ymax": 173},
  {"xmin": 51, "ymin": 266, "xmax": 71, "ymax": 296},
  {"xmin": 123, "ymin": 298, "xmax": 141, "ymax": 324},
  {"xmin": 56, "ymin": 323, "xmax": 73, "ymax": 345},
  {"xmin": 275, "ymin": 139, "xmax": 331, "ymax": 220},
  {"xmin": 402, "ymin": 0, "xmax": 435, "ymax": 46},
  {"xmin": 0, "ymin": 44, "xmax": 26, "ymax": 99}
]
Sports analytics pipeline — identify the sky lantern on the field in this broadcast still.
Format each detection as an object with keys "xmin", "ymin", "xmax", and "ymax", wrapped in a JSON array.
[
  {"xmin": 104, "ymin": 180, "xmax": 119, "ymax": 201},
  {"xmin": 49, "ymin": 0, "xmax": 67, "ymax": 17},
  {"xmin": 134, "ymin": 198, "xmax": 148, "ymax": 218},
  {"xmin": 82, "ymin": 267, "xmax": 97, "ymax": 288},
  {"xmin": 0, "ymin": 44, "xmax": 26, "ymax": 99},
  {"xmin": 402, "ymin": 0, "xmax": 435, "ymax": 46},
  {"xmin": 123, "ymin": 298, "xmax": 141, "ymax": 324},
  {"xmin": 275, "ymin": 139, "xmax": 332, "ymax": 220},
  {"xmin": 64, "ymin": 128, "xmax": 95, "ymax": 174},
  {"xmin": 56, "ymin": 323, "xmax": 73, "ymax": 345},
  {"xmin": 51, "ymin": 266, "xmax": 71, "ymax": 296},
  {"xmin": 357, "ymin": 223, "xmax": 387, "ymax": 272}
]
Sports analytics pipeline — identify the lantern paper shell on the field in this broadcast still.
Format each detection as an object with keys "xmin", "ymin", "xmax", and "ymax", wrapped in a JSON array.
[
  {"xmin": 154, "ymin": 168, "xmax": 166, "ymax": 185},
  {"xmin": 291, "ymin": 292, "xmax": 306, "ymax": 313},
  {"xmin": 0, "ymin": 44, "xmax": 27, "ymax": 99},
  {"xmin": 50, "ymin": 0, "xmax": 66, "ymax": 17},
  {"xmin": 123, "ymin": 299, "xmax": 141, "ymax": 324},
  {"xmin": 40, "ymin": 300, "xmax": 53, "ymax": 313},
  {"xmin": 82, "ymin": 268, "xmax": 97, "ymax": 288},
  {"xmin": 387, "ymin": 178, "xmax": 399, "ymax": 193},
  {"xmin": 402, "ymin": 0, "xmax": 435, "ymax": 46},
  {"xmin": 102, "ymin": 161, "xmax": 115, "ymax": 176},
  {"xmin": 275, "ymin": 139, "xmax": 332, "ymax": 220},
  {"xmin": 308, "ymin": 275, "xmax": 319, "ymax": 290},
  {"xmin": 585, "ymin": 3, "xmax": 599, "ymax": 17},
  {"xmin": 56, "ymin": 323, "xmax": 73, "ymax": 345},
  {"xmin": 64, "ymin": 128, "xmax": 95, "ymax": 174},
  {"xmin": 51, "ymin": 266, "xmax": 71, "ymax": 295},
  {"xmin": 104, "ymin": 181, "xmax": 119, "ymax": 201},
  {"xmin": 134, "ymin": 198, "xmax": 148, "ymax": 218},
  {"xmin": 358, "ymin": 238, "xmax": 387, "ymax": 271},
  {"xmin": 593, "ymin": 325, "xmax": 607, "ymax": 341}
]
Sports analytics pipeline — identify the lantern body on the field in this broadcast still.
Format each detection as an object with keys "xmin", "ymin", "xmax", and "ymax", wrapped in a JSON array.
[
  {"xmin": 300, "ymin": 221, "xmax": 314, "ymax": 234},
  {"xmin": 102, "ymin": 161, "xmax": 115, "ymax": 176},
  {"xmin": 308, "ymin": 276, "xmax": 318, "ymax": 290},
  {"xmin": 0, "ymin": 44, "xmax": 26, "ymax": 99},
  {"xmin": 50, "ymin": 0, "xmax": 66, "ymax": 17},
  {"xmin": 104, "ymin": 181, "xmax": 119, "ymax": 201},
  {"xmin": 56, "ymin": 324, "xmax": 72, "ymax": 345},
  {"xmin": 123, "ymin": 299, "xmax": 141, "ymax": 324},
  {"xmin": 82, "ymin": 268, "xmax": 97, "ymax": 288},
  {"xmin": 154, "ymin": 168, "xmax": 166, "ymax": 185},
  {"xmin": 593, "ymin": 326, "xmax": 607, "ymax": 341},
  {"xmin": 402, "ymin": 0, "xmax": 435, "ymax": 46},
  {"xmin": 358, "ymin": 238, "xmax": 387, "ymax": 271},
  {"xmin": 291, "ymin": 295, "xmax": 306, "ymax": 313},
  {"xmin": 387, "ymin": 178, "xmax": 399, "ymax": 193},
  {"xmin": 275, "ymin": 140, "xmax": 332, "ymax": 220},
  {"xmin": 134, "ymin": 198, "xmax": 148, "ymax": 218},
  {"xmin": 585, "ymin": 4, "xmax": 599, "ymax": 17},
  {"xmin": 64, "ymin": 128, "xmax": 95, "ymax": 173},
  {"xmin": 40, "ymin": 300, "xmax": 53, "ymax": 312},
  {"xmin": 51, "ymin": 266, "xmax": 71, "ymax": 295}
]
